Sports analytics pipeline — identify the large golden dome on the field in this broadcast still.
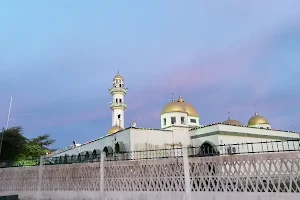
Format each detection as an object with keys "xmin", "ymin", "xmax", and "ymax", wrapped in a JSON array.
[
  {"xmin": 223, "ymin": 119, "xmax": 243, "ymax": 126},
  {"xmin": 248, "ymin": 113, "xmax": 269, "ymax": 125},
  {"xmin": 161, "ymin": 101, "xmax": 187, "ymax": 114},
  {"xmin": 107, "ymin": 125, "xmax": 123, "ymax": 135},
  {"xmin": 161, "ymin": 96, "xmax": 199, "ymax": 117}
]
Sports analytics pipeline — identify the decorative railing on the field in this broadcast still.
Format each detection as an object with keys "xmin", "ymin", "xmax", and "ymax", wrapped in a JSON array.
[
  {"xmin": 0, "ymin": 150, "xmax": 300, "ymax": 194},
  {"xmin": 108, "ymin": 87, "xmax": 128, "ymax": 94},
  {"xmin": 109, "ymin": 102, "xmax": 127, "ymax": 109},
  {"xmin": 189, "ymin": 139, "xmax": 300, "ymax": 157}
]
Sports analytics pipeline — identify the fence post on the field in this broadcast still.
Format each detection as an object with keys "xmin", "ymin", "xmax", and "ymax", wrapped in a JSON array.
[
  {"xmin": 36, "ymin": 156, "xmax": 44, "ymax": 200},
  {"xmin": 182, "ymin": 147, "xmax": 191, "ymax": 200},
  {"xmin": 100, "ymin": 152, "xmax": 106, "ymax": 200}
]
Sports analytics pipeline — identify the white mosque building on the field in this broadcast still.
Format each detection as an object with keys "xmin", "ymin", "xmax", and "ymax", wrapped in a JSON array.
[{"xmin": 49, "ymin": 73, "xmax": 300, "ymax": 159}]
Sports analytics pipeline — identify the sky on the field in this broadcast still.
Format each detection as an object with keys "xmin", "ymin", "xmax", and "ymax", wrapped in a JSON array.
[{"xmin": 0, "ymin": 0, "xmax": 300, "ymax": 149}]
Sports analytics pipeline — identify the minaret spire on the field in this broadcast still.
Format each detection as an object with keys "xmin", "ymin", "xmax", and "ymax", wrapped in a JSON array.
[{"xmin": 109, "ymin": 73, "xmax": 127, "ymax": 128}]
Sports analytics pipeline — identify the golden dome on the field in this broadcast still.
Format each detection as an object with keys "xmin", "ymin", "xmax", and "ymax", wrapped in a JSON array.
[
  {"xmin": 107, "ymin": 125, "xmax": 123, "ymax": 135},
  {"xmin": 161, "ymin": 101, "xmax": 187, "ymax": 114},
  {"xmin": 248, "ymin": 114, "xmax": 269, "ymax": 125},
  {"xmin": 181, "ymin": 102, "xmax": 199, "ymax": 117},
  {"xmin": 114, "ymin": 74, "xmax": 123, "ymax": 80},
  {"xmin": 223, "ymin": 119, "xmax": 243, "ymax": 126},
  {"xmin": 161, "ymin": 96, "xmax": 199, "ymax": 117}
]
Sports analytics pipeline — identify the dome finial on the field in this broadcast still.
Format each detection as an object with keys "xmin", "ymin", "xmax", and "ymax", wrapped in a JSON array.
[
  {"xmin": 254, "ymin": 105, "xmax": 258, "ymax": 115},
  {"xmin": 171, "ymin": 92, "xmax": 175, "ymax": 102},
  {"xmin": 178, "ymin": 96, "xmax": 184, "ymax": 102},
  {"xmin": 228, "ymin": 111, "xmax": 232, "ymax": 120},
  {"xmin": 117, "ymin": 69, "xmax": 119, "ymax": 75}
]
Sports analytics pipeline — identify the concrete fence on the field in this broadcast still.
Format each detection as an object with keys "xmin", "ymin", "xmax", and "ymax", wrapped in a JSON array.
[{"xmin": 0, "ymin": 148, "xmax": 300, "ymax": 200}]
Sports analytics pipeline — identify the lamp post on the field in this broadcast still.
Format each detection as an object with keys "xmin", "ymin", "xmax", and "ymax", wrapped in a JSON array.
[
  {"xmin": 0, "ymin": 127, "xmax": 5, "ymax": 155},
  {"xmin": 0, "ymin": 96, "xmax": 13, "ymax": 156}
]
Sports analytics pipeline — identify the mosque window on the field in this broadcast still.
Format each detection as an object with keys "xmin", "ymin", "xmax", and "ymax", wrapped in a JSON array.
[
  {"xmin": 119, "ymin": 99, "xmax": 122, "ymax": 102},
  {"xmin": 119, "ymin": 84, "xmax": 121, "ymax": 87},
  {"xmin": 190, "ymin": 119, "xmax": 196, "ymax": 123},
  {"xmin": 171, "ymin": 117, "xmax": 176, "ymax": 125},
  {"xmin": 163, "ymin": 118, "xmax": 166, "ymax": 125},
  {"xmin": 181, "ymin": 117, "xmax": 185, "ymax": 125}
]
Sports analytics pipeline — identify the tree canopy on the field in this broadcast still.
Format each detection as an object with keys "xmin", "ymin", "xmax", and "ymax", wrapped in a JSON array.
[{"xmin": 0, "ymin": 126, "xmax": 56, "ymax": 161}]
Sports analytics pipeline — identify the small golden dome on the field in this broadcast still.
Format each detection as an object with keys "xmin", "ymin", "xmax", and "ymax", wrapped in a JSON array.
[
  {"xmin": 223, "ymin": 119, "xmax": 243, "ymax": 126},
  {"xmin": 178, "ymin": 97, "xmax": 184, "ymax": 102},
  {"xmin": 248, "ymin": 114, "xmax": 269, "ymax": 125},
  {"xmin": 114, "ymin": 74, "xmax": 123, "ymax": 80},
  {"xmin": 161, "ymin": 101, "xmax": 186, "ymax": 114},
  {"xmin": 107, "ymin": 125, "xmax": 123, "ymax": 135}
]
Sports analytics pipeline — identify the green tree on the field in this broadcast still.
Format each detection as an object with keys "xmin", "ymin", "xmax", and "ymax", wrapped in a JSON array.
[
  {"xmin": 0, "ymin": 127, "xmax": 56, "ymax": 161},
  {"xmin": 21, "ymin": 134, "xmax": 56, "ymax": 159},
  {"xmin": 31, "ymin": 134, "xmax": 56, "ymax": 149},
  {"xmin": 0, "ymin": 126, "xmax": 28, "ymax": 161}
]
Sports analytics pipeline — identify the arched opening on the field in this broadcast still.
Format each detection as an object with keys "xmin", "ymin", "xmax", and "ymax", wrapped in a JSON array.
[
  {"xmin": 115, "ymin": 142, "xmax": 126, "ymax": 160},
  {"xmin": 64, "ymin": 154, "xmax": 71, "ymax": 164},
  {"xmin": 59, "ymin": 156, "xmax": 64, "ymax": 164},
  {"xmin": 191, "ymin": 142, "xmax": 219, "ymax": 190},
  {"xmin": 77, "ymin": 152, "xmax": 85, "ymax": 163},
  {"xmin": 198, "ymin": 142, "xmax": 219, "ymax": 157},
  {"xmin": 92, "ymin": 149, "xmax": 101, "ymax": 161},
  {"xmin": 103, "ymin": 146, "xmax": 113, "ymax": 159},
  {"xmin": 85, "ymin": 151, "xmax": 93, "ymax": 161},
  {"xmin": 115, "ymin": 142, "xmax": 125, "ymax": 153},
  {"xmin": 54, "ymin": 157, "xmax": 59, "ymax": 164},
  {"xmin": 71, "ymin": 155, "xmax": 77, "ymax": 163}
]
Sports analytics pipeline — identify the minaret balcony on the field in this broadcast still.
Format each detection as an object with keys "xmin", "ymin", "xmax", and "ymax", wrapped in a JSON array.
[
  {"xmin": 110, "ymin": 102, "xmax": 127, "ymax": 109},
  {"xmin": 109, "ymin": 87, "xmax": 128, "ymax": 94}
]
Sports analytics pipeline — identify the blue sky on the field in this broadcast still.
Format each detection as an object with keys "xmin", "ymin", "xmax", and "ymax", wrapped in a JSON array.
[{"xmin": 1, "ymin": 1, "xmax": 300, "ymax": 149}]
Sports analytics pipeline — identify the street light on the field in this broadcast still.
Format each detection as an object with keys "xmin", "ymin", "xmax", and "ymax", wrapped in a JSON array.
[
  {"xmin": 0, "ymin": 96, "xmax": 13, "ymax": 156},
  {"xmin": 0, "ymin": 127, "xmax": 5, "ymax": 155}
]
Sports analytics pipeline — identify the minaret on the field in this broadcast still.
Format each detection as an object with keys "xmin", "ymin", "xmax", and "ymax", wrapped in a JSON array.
[{"xmin": 108, "ymin": 72, "xmax": 128, "ymax": 128}]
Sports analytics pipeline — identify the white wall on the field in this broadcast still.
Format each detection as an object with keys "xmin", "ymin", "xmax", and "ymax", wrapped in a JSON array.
[
  {"xmin": 190, "ymin": 124, "xmax": 299, "ymax": 146},
  {"xmin": 2, "ymin": 190, "xmax": 298, "ymax": 200},
  {"xmin": 129, "ymin": 128, "xmax": 190, "ymax": 151},
  {"xmin": 112, "ymin": 93, "xmax": 124, "ymax": 102},
  {"xmin": 218, "ymin": 124, "xmax": 300, "ymax": 139},
  {"xmin": 219, "ymin": 135, "xmax": 300, "ymax": 154},
  {"xmin": 112, "ymin": 108, "xmax": 125, "ymax": 128},
  {"xmin": 187, "ymin": 116, "xmax": 199, "ymax": 127},
  {"xmin": 189, "ymin": 125, "xmax": 218, "ymax": 138},
  {"xmin": 50, "ymin": 129, "xmax": 131, "ymax": 157},
  {"xmin": 161, "ymin": 112, "xmax": 188, "ymax": 128},
  {"xmin": 191, "ymin": 135, "xmax": 219, "ymax": 147}
]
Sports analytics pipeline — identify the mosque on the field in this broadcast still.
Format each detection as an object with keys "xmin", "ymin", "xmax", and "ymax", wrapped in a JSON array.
[{"xmin": 49, "ymin": 73, "xmax": 300, "ymax": 158}]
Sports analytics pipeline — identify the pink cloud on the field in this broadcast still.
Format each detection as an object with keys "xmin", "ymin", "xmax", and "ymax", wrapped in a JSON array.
[{"xmin": 156, "ymin": 35, "xmax": 274, "ymax": 92}]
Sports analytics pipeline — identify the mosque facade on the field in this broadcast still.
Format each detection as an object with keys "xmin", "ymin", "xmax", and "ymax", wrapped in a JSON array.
[{"xmin": 49, "ymin": 74, "xmax": 300, "ymax": 158}]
